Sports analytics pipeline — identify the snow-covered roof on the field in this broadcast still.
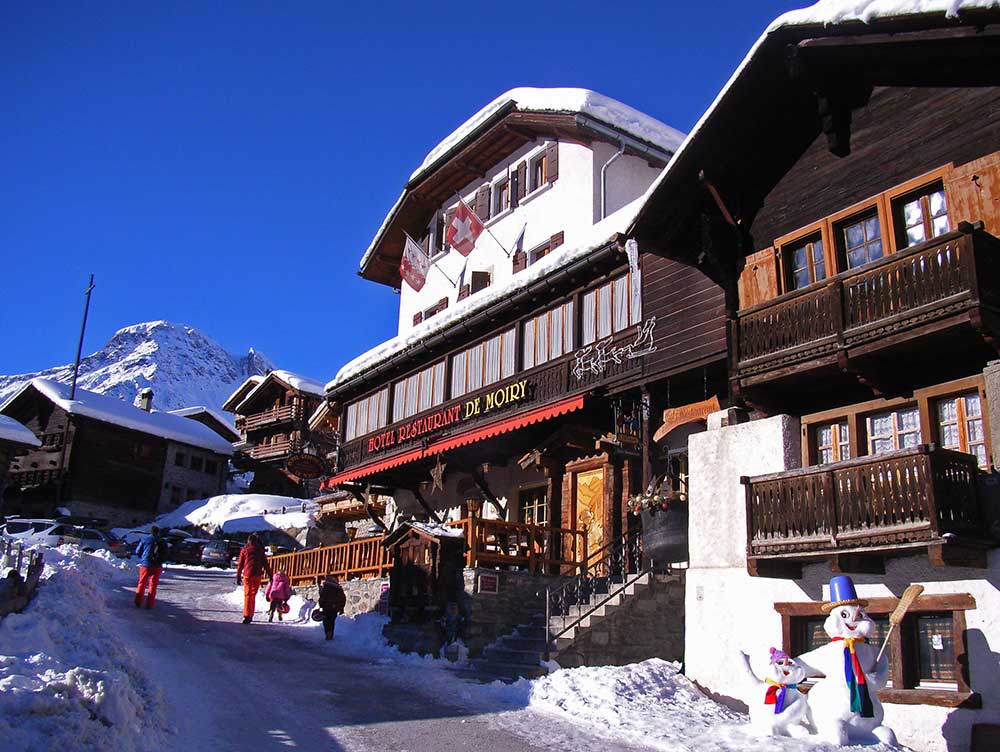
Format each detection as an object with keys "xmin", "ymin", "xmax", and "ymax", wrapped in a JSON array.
[
  {"xmin": 152, "ymin": 493, "xmax": 317, "ymax": 533},
  {"xmin": 629, "ymin": 0, "xmax": 999, "ymax": 237},
  {"xmin": 407, "ymin": 521, "xmax": 466, "ymax": 539},
  {"xmin": 221, "ymin": 375, "xmax": 264, "ymax": 412},
  {"xmin": 233, "ymin": 369, "xmax": 326, "ymax": 414},
  {"xmin": 0, "ymin": 414, "xmax": 41, "ymax": 448},
  {"xmin": 359, "ymin": 87, "xmax": 685, "ymax": 274},
  {"xmin": 2, "ymin": 379, "xmax": 234, "ymax": 455},
  {"xmin": 328, "ymin": 196, "xmax": 645, "ymax": 392},
  {"xmin": 168, "ymin": 406, "xmax": 241, "ymax": 442}
]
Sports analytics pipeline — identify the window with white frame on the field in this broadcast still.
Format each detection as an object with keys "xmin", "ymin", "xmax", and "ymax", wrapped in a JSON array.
[
  {"xmin": 581, "ymin": 273, "xmax": 641, "ymax": 345},
  {"xmin": 393, "ymin": 361, "xmax": 446, "ymax": 423},
  {"xmin": 344, "ymin": 387, "xmax": 389, "ymax": 441},
  {"xmin": 523, "ymin": 301, "xmax": 574, "ymax": 370},
  {"xmin": 450, "ymin": 328, "xmax": 516, "ymax": 398}
]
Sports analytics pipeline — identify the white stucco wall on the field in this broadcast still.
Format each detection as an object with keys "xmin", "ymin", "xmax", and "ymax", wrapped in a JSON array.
[
  {"xmin": 590, "ymin": 140, "xmax": 664, "ymax": 221},
  {"xmin": 686, "ymin": 413, "xmax": 1000, "ymax": 752}
]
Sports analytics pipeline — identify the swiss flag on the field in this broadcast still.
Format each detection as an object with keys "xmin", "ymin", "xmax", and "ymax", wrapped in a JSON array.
[
  {"xmin": 400, "ymin": 233, "xmax": 430, "ymax": 291},
  {"xmin": 446, "ymin": 198, "xmax": 484, "ymax": 257}
]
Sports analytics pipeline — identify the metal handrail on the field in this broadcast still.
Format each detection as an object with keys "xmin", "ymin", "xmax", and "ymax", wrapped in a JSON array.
[{"xmin": 544, "ymin": 531, "xmax": 649, "ymax": 660}]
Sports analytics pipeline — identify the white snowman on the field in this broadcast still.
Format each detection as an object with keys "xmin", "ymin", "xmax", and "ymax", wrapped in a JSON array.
[
  {"xmin": 794, "ymin": 576, "xmax": 897, "ymax": 746},
  {"xmin": 739, "ymin": 647, "xmax": 813, "ymax": 737}
]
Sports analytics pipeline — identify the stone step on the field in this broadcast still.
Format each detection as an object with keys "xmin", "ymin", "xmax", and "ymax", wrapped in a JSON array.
[
  {"xmin": 483, "ymin": 646, "xmax": 544, "ymax": 665},
  {"xmin": 462, "ymin": 659, "xmax": 549, "ymax": 683},
  {"xmin": 502, "ymin": 636, "xmax": 548, "ymax": 652}
]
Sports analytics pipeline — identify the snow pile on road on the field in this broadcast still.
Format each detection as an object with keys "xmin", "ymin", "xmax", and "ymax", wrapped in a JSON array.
[
  {"xmin": 0, "ymin": 547, "xmax": 166, "ymax": 752},
  {"xmin": 152, "ymin": 493, "xmax": 317, "ymax": 534}
]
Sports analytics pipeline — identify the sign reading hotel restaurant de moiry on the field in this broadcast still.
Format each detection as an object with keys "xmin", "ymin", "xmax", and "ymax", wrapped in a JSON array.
[{"xmin": 365, "ymin": 378, "xmax": 530, "ymax": 454}]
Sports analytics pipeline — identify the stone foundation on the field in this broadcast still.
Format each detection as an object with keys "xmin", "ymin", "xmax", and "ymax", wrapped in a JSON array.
[{"xmin": 295, "ymin": 576, "xmax": 389, "ymax": 617}]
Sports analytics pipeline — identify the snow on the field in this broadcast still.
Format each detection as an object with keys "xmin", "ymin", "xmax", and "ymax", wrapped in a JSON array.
[
  {"xmin": 0, "ymin": 321, "xmax": 274, "ymax": 413},
  {"xmin": 329, "ymin": 196, "xmax": 645, "ymax": 391},
  {"xmin": 167, "ymin": 405, "xmax": 236, "ymax": 429},
  {"xmin": 0, "ymin": 413, "xmax": 40, "ymax": 447},
  {"xmin": 770, "ymin": 0, "xmax": 998, "ymax": 28},
  {"xmin": 232, "ymin": 368, "xmax": 327, "ymax": 413},
  {"xmin": 0, "ymin": 547, "xmax": 167, "ymax": 752},
  {"xmin": 150, "ymin": 493, "xmax": 317, "ymax": 534},
  {"xmin": 1, "ymin": 378, "xmax": 234, "ymax": 455},
  {"xmin": 411, "ymin": 88, "xmax": 686, "ymax": 185},
  {"xmin": 407, "ymin": 520, "xmax": 466, "ymax": 539}
]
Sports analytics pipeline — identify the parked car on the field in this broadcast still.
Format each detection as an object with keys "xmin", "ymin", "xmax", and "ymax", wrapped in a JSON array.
[
  {"xmin": 168, "ymin": 537, "xmax": 210, "ymax": 565},
  {"xmin": 200, "ymin": 540, "xmax": 240, "ymax": 568},
  {"xmin": 75, "ymin": 528, "xmax": 128, "ymax": 557},
  {"xmin": 1, "ymin": 519, "xmax": 80, "ymax": 548}
]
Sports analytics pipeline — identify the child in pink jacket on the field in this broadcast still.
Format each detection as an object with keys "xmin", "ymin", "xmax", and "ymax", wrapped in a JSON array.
[{"xmin": 265, "ymin": 571, "xmax": 293, "ymax": 622}]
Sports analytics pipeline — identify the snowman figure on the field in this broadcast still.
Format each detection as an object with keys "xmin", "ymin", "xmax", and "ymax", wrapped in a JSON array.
[
  {"xmin": 739, "ymin": 647, "xmax": 813, "ymax": 737},
  {"xmin": 795, "ymin": 576, "xmax": 897, "ymax": 746}
]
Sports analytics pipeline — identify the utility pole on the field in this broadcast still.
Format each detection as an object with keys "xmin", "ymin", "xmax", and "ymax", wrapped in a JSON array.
[{"xmin": 56, "ymin": 274, "xmax": 95, "ymax": 508}]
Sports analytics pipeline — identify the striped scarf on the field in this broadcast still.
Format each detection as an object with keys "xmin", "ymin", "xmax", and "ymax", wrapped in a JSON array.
[
  {"xmin": 764, "ymin": 679, "xmax": 797, "ymax": 714},
  {"xmin": 833, "ymin": 637, "xmax": 874, "ymax": 717}
]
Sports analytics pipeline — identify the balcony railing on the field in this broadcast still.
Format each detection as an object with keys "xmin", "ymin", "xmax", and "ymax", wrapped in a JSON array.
[
  {"xmin": 743, "ymin": 445, "xmax": 983, "ymax": 562},
  {"xmin": 267, "ymin": 517, "xmax": 588, "ymax": 585},
  {"xmin": 734, "ymin": 225, "xmax": 1000, "ymax": 378},
  {"xmin": 247, "ymin": 438, "xmax": 299, "ymax": 461},
  {"xmin": 243, "ymin": 405, "xmax": 299, "ymax": 432}
]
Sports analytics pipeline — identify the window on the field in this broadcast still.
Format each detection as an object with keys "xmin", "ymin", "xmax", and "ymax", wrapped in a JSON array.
[
  {"xmin": 344, "ymin": 387, "xmax": 389, "ymax": 442},
  {"xmin": 816, "ymin": 421, "xmax": 850, "ymax": 464},
  {"xmin": 470, "ymin": 270, "xmax": 491, "ymax": 294},
  {"xmin": 423, "ymin": 297, "xmax": 448, "ymax": 321},
  {"xmin": 433, "ymin": 212, "xmax": 447, "ymax": 256},
  {"xmin": 450, "ymin": 328, "xmax": 516, "ymax": 398},
  {"xmin": 936, "ymin": 392, "xmax": 988, "ymax": 468},
  {"xmin": 530, "ymin": 153, "xmax": 547, "ymax": 191},
  {"xmin": 838, "ymin": 211, "xmax": 884, "ymax": 269},
  {"xmin": 493, "ymin": 179, "xmax": 510, "ymax": 216},
  {"xmin": 791, "ymin": 614, "xmax": 890, "ymax": 662},
  {"xmin": 867, "ymin": 406, "xmax": 921, "ymax": 454},
  {"xmin": 894, "ymin": 183, "xmax": 950, "ymax": 248},
  {"xmin": 915, "ymin": 613, "xmax": 956, "ymax": 684},
  {"xmin": 204, "ymin": 460, "xmax": 218, "ymax": 476},
  {"xmin": 528, "ymin": 242, "xmax": 550, "ymax": 266},
  {"xmin": 189, "ymin": 455, "xmax": 204, "ymax": 472},
  {"xmin": 519, "ymin": 486, "xmax": 548, "ymax": 525},
  {"xmin": 581, "ymin": 273, "xmax": 641, "ymax": 345},
  {"xmin": 522, "ymin": 301, "xmax": 574, "ymax": 370},
  {"xmin": 783, "ymin": 234, "xmax": 826, "ymax": 291},
  {"xmin": 174, "ymin": 452, "xmax": 187, "ymax": 468},
  {"xmin": 393, "ymin": 361, "xmax": 447, "ymax": 422}
]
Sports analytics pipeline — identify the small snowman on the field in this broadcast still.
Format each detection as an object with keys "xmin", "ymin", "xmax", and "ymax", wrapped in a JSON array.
[
  {"xmin": 795, "ymin": 576, "xmax": 897, "ymax": 746},
  {"xmin": 739, "ymin": 647, "xmax": 813, "ymax": 737}
]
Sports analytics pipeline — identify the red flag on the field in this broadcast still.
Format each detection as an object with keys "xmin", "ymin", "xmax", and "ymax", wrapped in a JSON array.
[
  {"xmin": 400, "ymin": 233, "xmax": 430, "ymax": 291},
  {"xmin": 446, "ymin": 198, "xmax": 484, "ymax": 256}
]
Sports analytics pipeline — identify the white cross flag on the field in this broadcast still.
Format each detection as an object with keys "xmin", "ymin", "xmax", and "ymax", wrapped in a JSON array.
[
  {"xmin": 400, "ymin": 233, "xmax": 431, "ymax": 291},
  {"xmin": 446, "ymin": 197, "xmax": 485, "ymax": 257}
]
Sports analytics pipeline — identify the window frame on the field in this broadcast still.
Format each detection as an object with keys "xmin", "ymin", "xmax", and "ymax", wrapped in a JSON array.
[
  {"xmin": 493, "ymin": 177, "xmax": 510, "ymax": 217},
  {"xmin": 522, "ymin": 300, "xmax": 575, "ymax": 371},
  {"xmin": 449, "ymin": 327, "xmax": 517, "ymax": 399},
  {"xmin": 392, "ymin": 360, "xmax": 447, "ymax": 423},
  {"xmin": 775, "ymin": 594, "xmax": 980, "ymax": 708},
  {"xmin": 866, "ymin": 404, "xmax": 923, "ymax": 456},
  {"xmin": 529, "ymin": 152, "xmax": 547, "ymax": 192},
  {"xmin": 778, "ymin": 229, "xmax": 828, "ymax": 293},
  {"xmin": 344, "ymin": 386, "xmax": 389, "ymax": 442},
  {"xmin": 934, "ymin": 390, "xmax": 989, "ymax": 469},
  {"xmin": 814, "ymin": 420, "xmax": 851, "ymax": 465},
  {"xmin": 834, "ymin": 204, "xmax": 887, "ymax": 271},
  {"xmin": 580, "ymin": 272, "xmax": 641, "ymax": 346},
  {"xmin": 518, "ymin": 484, "xmax": 548, "ymax": 525},
  {"xmin": 883, "ymin": 165, "xmax": 955, "ymax": 251}
]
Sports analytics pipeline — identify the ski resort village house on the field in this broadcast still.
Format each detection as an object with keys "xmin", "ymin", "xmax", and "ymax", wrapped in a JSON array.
[
  {"xmin": 0, "ymin": 379, "xmax": 234, "ymax": 525},
  {"xmin": 624, "ymin": 5, "xmax": 1000, "ymax": 751},
  {"xmin": 223, "ymin": 370, "xmax": 329, "ymax": 498},
  {"xmin": 0, "ymin": 414, "xmax": 41, "ymax": 511}
]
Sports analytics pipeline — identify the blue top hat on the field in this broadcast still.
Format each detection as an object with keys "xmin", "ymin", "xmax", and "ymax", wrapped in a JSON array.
[{"xmin": 821, "ymin": 575, "xmax": 869, "ymax": 613}]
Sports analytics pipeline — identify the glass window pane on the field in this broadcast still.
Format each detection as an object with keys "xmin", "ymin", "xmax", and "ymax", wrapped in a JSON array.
[
  {"xmin": 848, "ymin": 249, "xmax": 867, "ymax": 269},
  {"xmin": 793, "ymin": 270, "xmax": 810, "ymax": 289},
  {"xmin": 907, "ymin": 225, "xmax": 927, "ymax": 246},
  {"xmin": 871, "ymin": 415, "xmax": 893, "ymax": 436},
  {"xmin": 967, "ymin": 419, "xmax": 983, "ymax": 443},
  {"xmin": 868, "ymin": 239, "xmax": 883, "ymax": 261},
  {"xmin": 537, "ymin": 313, "xmax": 549, "ymax": 364},
  {"xmin": 613, "ymin": 276, "xmax": 629, "ymax": 332},
  {"xmin": 393, "ymin": 382, "xmax": 406, "ymax": 422},
  {"xmin": 818, "ymin": 426, "xmax": 833, "ymax": 446},
  {"xmin": 932, "ymin": 215, "xmax": 950, "ymax": 237},
  {"xmin": 872, "ymin": 438, "xmax": 895, "ymax": 454},
  {"xmin": 940, "ymin": 423, "xmax": 960, "ymax": 447},
  {"xmin": 845, "ymin": 222, "xmax": 864, "ymax": 249},
  {"xmin": 484, "ymin": 336, "xmax": 501, "ymax": 385},
  {"xmin": 582, "ymin": 291, "xmax": 596, "ymax": 345},
  {"xmin": 452, "ymin": 351, "xmax": 467, "ymax": 397},
  {"xmin": 523, "ymin": 320, "xmax": 535, "ymax": 371},
  {"xmin": 937, "ymin": 399, "xmax": 958, "ymax": 423},
  {"xmin": 564, "ymin": 301, "xmax": 575, "ymax": 352},
  {"xmin": 550, "ymin": 306, "xmax": 563, "ymax": 359},
  {"xmin": 502, "ymin": 328, "xmax": 516, "ymax": 377},
  {"xmin": 597, "ymin": 284, "xmax": 612, "ymax": 339},
  {"xmin": 916, "ymin": 614, "xmax": 955, "ymax": 683},
  {"xmin": 903, "ymin": 199, "xmax": 923, "ymax": 227},
  {"xmin": 792, "ymin": 245, "xmax": 807, "ymax": 268},
  {"xmin": 898, "ymin": 408, "xmax": 920, "ymax": 432},
  {"xmin": 964, "ymin": 394, "xmax": 980, "ymax": 417},
  {"xmin": 434, "ymin": 362, "xmax": 446, "ymax": 405},
  {"xmin": 929, "ymin": 189, "xmax": 947, "ymax": 216},
  {"xmin": 973, "ymin": 445, "xmax": 988, "ymax": 467},
  {"xmin": 819, "ymin": 448, "xmax": 833, "ymax": 464},
  {"xmin": 865, "ymin": 216, "xmax": 881, "ymax": 240}
]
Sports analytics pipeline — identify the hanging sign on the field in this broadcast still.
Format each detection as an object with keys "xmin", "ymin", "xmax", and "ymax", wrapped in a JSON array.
[{"xmin": 286, "ymin": 453, "xmax": 329, "ymax": 480}]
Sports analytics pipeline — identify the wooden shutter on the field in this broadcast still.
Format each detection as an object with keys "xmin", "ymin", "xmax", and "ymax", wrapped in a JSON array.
[
  {"xmin": 945, "ymin": 153, "xmax": 1000, "ymax": 236},
  {"xmin": 512, "ymin": 250, "xmax": 527, "ymax": 273},
  {"xmin": 546, "ymin": 142, "xmax": 559, "ymax": 182},
  {"xmin": 471, "ymin": 270, "xmax": 491, "ymax": 293},
  {"xmin": 515, "ymin": 161, "xmax": 527, "ymax": 202},
  {"xmin": 474, "ymin": 184, "xmax": 490, "ymax": 221},
  {"xmin": 437, "ymin": 297, "xmax": 449, "ymax": 314},
  {"xmin": 737, "ymin": 247, "xmax": 779, "ymax": 309},
  {"xmin": 458, "ymin": 284, "xmax": 470, "ymax": 300},
  {"xmin": 550, "ymin": 231, "xmax": 564, "ymax": 250},
  {"xmin": 443, "ymin": 208, "xmax": 456, "ymax": 250},
  {"xmin": 413, "ymin": 311, "xmax": 423, "ymax": 326}
]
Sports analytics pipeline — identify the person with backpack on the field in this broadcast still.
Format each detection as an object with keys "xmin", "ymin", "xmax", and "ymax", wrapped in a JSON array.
[
  {"xmin": 265, "ymin": 570, "xmax": 292, "ymax": 622},
  {"xmin": 317, "ymin": 575, "xmax": 346, "ymax": 640},
  {"xmin": 134, "ymin": 526, "xmax": 168, "ymax": 609},
  {"xmin": 235, "ymin": 533, "xmax": 272, "ymax": 624}
]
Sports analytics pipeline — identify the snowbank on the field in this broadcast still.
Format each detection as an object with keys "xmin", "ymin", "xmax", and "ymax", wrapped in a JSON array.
[
  {"xmin": 151, "ymin": 494, "xmax": 316, "ymax": 534},
  {"xmin": 0, "ymin": 547, "xmax": 166, "ymax": 752}
]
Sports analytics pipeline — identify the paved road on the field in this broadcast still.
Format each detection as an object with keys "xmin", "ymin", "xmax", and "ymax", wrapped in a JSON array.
[{"xmin": 111, "ymin": 567, "xmax": 644, "ymax": 752}]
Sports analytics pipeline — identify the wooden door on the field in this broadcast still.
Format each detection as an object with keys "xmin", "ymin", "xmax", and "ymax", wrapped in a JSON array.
[{"xmin": 575, "ymin": 467, "xmax": 605, "ymax": 560}]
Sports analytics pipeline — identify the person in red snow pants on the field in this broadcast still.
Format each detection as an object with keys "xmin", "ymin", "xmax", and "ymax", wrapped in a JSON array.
[
  {"xmin": 236, "ymin": 533, "xmax": 272, "ymax": 624},
  {"xmin": 133, "ymin": 527, "xmax": 166, "ymax": 609}
]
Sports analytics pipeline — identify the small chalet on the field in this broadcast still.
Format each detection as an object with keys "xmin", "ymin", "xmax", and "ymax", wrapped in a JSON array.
[
  {"xmin": 630, "ymin": 3, "xmax": 1000, "ymax": 750},
  {"xmin": 167, "ymin": 406, "xmax": 241, "ymax": 444},
  {"xmin": 223, "ymin": 369, "xmax": 329, "ymax": 497},
  {"xmin": 0, "ymin": 414, "xmax": 41, "ymax": 513},
  {"xmin": 0, "ymin": 379, "xmax": 234, "ymax": 525}
]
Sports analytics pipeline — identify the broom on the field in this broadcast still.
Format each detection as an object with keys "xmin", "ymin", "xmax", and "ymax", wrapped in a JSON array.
[{"xmin": 875, "ymin": 584, "xmax": 925, "ymax": 664}]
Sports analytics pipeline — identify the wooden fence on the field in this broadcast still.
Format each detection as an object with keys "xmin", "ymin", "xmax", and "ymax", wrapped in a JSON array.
[{"xmin": 0, "ymin": 540, "xmax": 45, "ymax": 618}]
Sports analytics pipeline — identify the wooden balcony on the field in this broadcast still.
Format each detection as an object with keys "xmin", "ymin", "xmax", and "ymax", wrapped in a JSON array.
[
  {"xmin": 733, "ymin": 225, "xmax": 1000, "ymax": 410},
  {"xmin": 267, "ymin": 517, "xmax": 588, "ymax": 585},
  {"xmin": 247, "ymin": 438, "xmax": 300, "ymax": 461},
  {"xmin": 243, "ymin": 405, "xmax": 300, "ymax": 432},
  {"xmin": 743, "ymin": 445, "xmax": 992, "ymax": 578}
]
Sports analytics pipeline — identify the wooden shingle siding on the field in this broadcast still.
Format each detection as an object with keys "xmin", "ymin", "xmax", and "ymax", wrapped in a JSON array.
[
  {"xmin": 751, "ymin": 86, "xmax": 1000, "ymax": 252},
  {"xmin": 641, "ymin": 255, "xmax": 726, "ymax": 375}
]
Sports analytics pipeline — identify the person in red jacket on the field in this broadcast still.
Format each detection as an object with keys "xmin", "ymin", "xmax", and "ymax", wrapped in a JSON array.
[{"xmin": 235, "ymin": 533, "xmax": 272, "ymax": 624}]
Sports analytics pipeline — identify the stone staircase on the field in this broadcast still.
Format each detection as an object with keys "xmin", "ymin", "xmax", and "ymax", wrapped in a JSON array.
[{"xmin": 459, "ymin": 570, "xmax": 657, "ymax": 683}]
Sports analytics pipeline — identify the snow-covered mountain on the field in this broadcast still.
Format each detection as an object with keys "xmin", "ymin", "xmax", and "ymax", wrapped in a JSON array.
[{"xmin": 0, "ymin": 321, "xmax": 276, "ymax": 412}]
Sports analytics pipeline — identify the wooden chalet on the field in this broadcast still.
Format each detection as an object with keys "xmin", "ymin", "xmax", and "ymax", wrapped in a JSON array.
[
  {"xmin": 0, "ymin": 379, "xmax": 234, "ymax": 526},
  {"xmin": 628, "ymin": 4, "xmax": 1000, "ymax": 748},
  {"xmin": 223, "ymin": 369, "xmax": 329, "ymax": 497},
  {"xmin": 0, "ymin": 414, "xmax": 41, "ymax": 514}
]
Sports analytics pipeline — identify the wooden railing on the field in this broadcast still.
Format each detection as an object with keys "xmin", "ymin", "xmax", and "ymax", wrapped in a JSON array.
[
  {"xmin": 743, "ymin": 445, "xmax": 982, "ymax": 558},
  {"xmin": 735, "ymin": 225, "xmax": 999, "ymax": 375},
  {"xmin": 248, "ymin": 438, "xmax": 299, "ymax": 460},
  {"xmin": 243, "ymin": 405, "xmax": 299, "ymax": 431},
  {"xmin": 266, "ymin": 517, "xmax": 588, "ymax": 585}
]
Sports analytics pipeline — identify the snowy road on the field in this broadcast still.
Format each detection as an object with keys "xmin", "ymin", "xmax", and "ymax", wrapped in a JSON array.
[{"xmin": 111, "ymin": 567, "xmax": 649, "ymax": 752}]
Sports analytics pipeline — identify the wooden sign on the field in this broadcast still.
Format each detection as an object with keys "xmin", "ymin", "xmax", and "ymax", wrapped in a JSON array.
[
  {"xmin": 285, "ymin": 452, "xmax": 329, "ymax": 480},
  {"xmin": 653, "ymin": 395, "xmax": 721, "ymax": 443},
  {"xmin": 478, "ymin": 572, "xmax": 499, "ymax": 594}
]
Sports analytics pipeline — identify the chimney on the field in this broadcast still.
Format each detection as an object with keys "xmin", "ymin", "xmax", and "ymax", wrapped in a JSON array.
[{"xmin": 138, "ymin": 388, "xmax": 154, "ymax": 412}]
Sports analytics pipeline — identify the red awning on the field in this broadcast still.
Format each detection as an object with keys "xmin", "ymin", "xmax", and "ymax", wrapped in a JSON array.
[{"xmin": 323, "ymin": 394, "xmax": 586, "ymax": 488}]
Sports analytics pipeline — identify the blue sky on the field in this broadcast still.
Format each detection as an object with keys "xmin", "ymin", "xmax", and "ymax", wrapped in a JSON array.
[{"xmin": 1, "ymin": 1, "xmax": 803, "ymax": 382}]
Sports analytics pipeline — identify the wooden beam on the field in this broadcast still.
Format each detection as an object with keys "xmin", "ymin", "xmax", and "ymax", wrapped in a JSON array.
[
  {"xmin": 472, "ymin": 469, "xmax": 507, "ymax": 518},
  {"xmin": 347, "ymin": 487, "xmax": 388, "ymax": 532},
  {"xmin": 827, "ymin": 553, "xmax": 885, "ymax": 575},
  {"xmin": 747, "ymin": 557, "xmax": 802, "ymax": 580},
  {"xmin": 410, "ymin": 487, "xmax": 444, "ymax": 524},
  {"xmin": 928, "ymin": 541, "xmax": 988, "ymax": 569}
]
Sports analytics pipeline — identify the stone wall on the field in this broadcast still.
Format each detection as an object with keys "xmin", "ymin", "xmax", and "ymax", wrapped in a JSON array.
[
  {"xmin": 294, "ymin": 576, "xmax": 388, "ymax": 617},
  {"xmin": 462, "ymin": 568, "xmax": 556, "ymax": 656}
]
